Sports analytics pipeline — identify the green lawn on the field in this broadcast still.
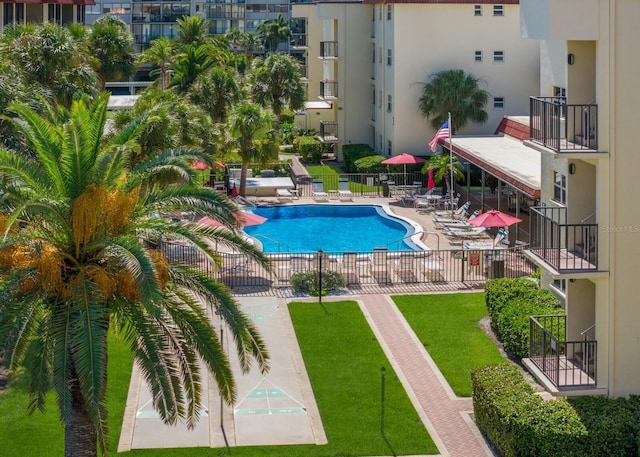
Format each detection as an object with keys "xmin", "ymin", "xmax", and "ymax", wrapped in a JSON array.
[{"xmin": 394, "ymin": 292, "xmax": 506, "ymax": 397}]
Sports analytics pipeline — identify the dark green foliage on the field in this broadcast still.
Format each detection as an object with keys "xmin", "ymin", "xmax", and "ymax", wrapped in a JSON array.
[
  {"xmin": 290, "ymin": 270, "xmax": 346, "ymax": 293},
  {"xmin": 296, "ymin": 136, "xmax": 324, "ymax": 163},
  {"xmin": 484, "ymin": 278, "xmax": 563, "ymax": 358},
  {"xmin": 225, "ymin": 160, "xmax": 292, "ymax": 177},
  {"xmin": 354, "ymin": 154, "xmax": 386, "ymax": 173},
  {"xmin": 342, "ymin": 144, "xmax": 376, "ymax": 172},
  {"xmin": 279, "ymin": 109, "xmax": 295, "ymax": 125}
]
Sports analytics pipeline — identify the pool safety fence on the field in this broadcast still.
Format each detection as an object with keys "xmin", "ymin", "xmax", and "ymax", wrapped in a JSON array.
[
  {"xmin": 160, "ymin": 243, "xmax": 536, "ymax": 289},
  {"xmin": 294, "ymin": 172, "xmax": 427, "ymax": 198}
]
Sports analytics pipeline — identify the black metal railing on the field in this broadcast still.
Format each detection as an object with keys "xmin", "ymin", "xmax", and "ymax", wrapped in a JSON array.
[
  {"xmin": 320, "ymin": 80, "xmax": 338, "ymax": 100},
  {"xmin": 290, "ymin": 33, "xmax": 307, "ymax": 48},
  {"xmin": 530, "ymin": 315, "xmax": 597, "ymax": 388},
  {"xmin": 529, "ymin": 206, "xmax": 598, "ymax": 272},
  {"xmin": 320, "ymin": 41, "xmax": 338, "ymax": 59},
  {"xmin": 160, "ymin": 242, "xmax": 535, "ymax": 289},
  {"xmin": 529, "ymin": 96, "xmax": 598, "ymax": 152},
  {"xmin": 318, "ymin": 121, "xmax": 338, "ymax": 142}
]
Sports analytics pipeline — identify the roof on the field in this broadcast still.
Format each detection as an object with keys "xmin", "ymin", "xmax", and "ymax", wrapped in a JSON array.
[
  {"xmin": 107, "ymin": 95, "xmax": 139, "ymax": 111},
  {"xmin": 441, "ymin": 134, "xmax": 541, "ymax": 197},
  {"xmin": 494, "ymin": 116, "xmax": 530, "ymax": 140},
  {"xmin": 304, "ymin": 101, "xmax": 333, "ymax": 109}
]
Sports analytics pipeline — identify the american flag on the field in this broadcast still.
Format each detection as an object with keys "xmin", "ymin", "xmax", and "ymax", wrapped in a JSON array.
[{"xmin": 428, "ymin": 120, "xmax": 450, "ymax": 152}]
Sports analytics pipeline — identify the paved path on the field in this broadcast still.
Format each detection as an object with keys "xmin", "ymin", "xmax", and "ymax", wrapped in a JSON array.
[{"xmin": 359, "ymin": 294, "xmax": 495, "ymax": 457}]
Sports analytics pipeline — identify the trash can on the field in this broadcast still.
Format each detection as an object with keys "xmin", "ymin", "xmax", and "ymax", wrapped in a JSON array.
[
  {"xmin": 492, "ymin": 259, "xmax": 505, "ymax": 278},
  {"xmin": 382, "ymin": 181, "xmax": 390, "ymax": 198}
]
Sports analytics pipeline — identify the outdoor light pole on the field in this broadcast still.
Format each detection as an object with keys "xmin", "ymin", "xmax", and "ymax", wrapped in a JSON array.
[
  {"xmin": 318, "ymin": 249, "xmax": 323, "ymax": 305},
  {"xmin": 380, "ymin": 366, "xmax": 386, "ymax": 436}
]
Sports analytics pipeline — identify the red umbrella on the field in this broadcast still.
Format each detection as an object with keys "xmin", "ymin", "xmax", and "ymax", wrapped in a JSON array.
[
  {"xmin": 192, "ymin": 160, "xmax": 210, "ymax": 170},
  {"xmin": 381, "ymin": 153, "xmax": 427, "ymax": 174},
  {"xmin": 468, "ymin": 209, "xmax": 522, "ymax": 228},
  {"xmin": 198, "ymin": 211, "xmax": 267, "ymax": 228},
  {"xmin": 427, "ymin": 169, "xmax": 436, "ymax": 190}
]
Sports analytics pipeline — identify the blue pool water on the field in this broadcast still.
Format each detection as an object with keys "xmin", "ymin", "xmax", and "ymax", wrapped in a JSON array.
[{"xmin": 243, "ymin": 205, "xmax": 418, "ymax": 253}]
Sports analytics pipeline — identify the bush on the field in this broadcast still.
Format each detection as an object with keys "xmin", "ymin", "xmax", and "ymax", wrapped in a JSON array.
[
  {"xmin": 342, "ymin": 144, "xmax": 376, "ymax": 172},
  {"xmin": 280, "ymin": 109, "xmax": 295, "ymax": 125},
  {"xmin": 297, "ymin": 136, "xmax": 324, "ymax": 163},
  {"xmin": 354, "ymin": 154, "xmax": 386, "ymax": 173},
  {"xmin": 290, "ymin": 270, "xmax": 346, "ymax": 294}
]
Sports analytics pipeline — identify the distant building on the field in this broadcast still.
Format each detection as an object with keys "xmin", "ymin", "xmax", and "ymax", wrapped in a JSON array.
[{"xmin": 0, "ymin": 0, "xmax": 93, "ymax": 30}]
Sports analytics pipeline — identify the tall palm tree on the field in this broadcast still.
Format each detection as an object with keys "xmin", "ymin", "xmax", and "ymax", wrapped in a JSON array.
[
  {"xmin": 249, "ymin": 53, "xmax": 305, "ymax": 121},
  {"xmin": 227, "ymin": 102, "xmax": 279, "ymax": 196},
  {"xmin": 137, "ymin": 36, "xmax": 174, "ymax": 90},
  {"xmin": 423, "ymin": 153, "xmax": 464, "ymax": 198},
  {"xmin": 240, "ymin": 32, "xmax": 263, "ymax": 64},
  {"xmin": 256, "ymin": 14, "xmax": 291, "ymax": 55},
  {"xmin": 190, "ymin": 66, "xmax": 244, "ymax": 123},
  {"xmin": 0, "ymin": 94, "xmax": 270, "ymax": 457},
  {"xmin": 225, "ymin": 27, "xmax": 243, "ymax": 73},
  {"xmin": 171, "ymin": 43, "xmax": 218, "ymax": 93},
  {"xmin": 88, "ymin": 15, "xmax": 136, "ymax": 91},
  {"xmin": 417, "ymin": 69, "xmax": 489, "ymax": 133},
  {"xmin": 175, "ymin": 15, "xmax": 211, "ymax": 47}
]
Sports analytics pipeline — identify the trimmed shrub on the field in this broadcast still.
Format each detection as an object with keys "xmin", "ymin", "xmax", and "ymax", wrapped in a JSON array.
[
  {"xmin": 297, "ymin": 136, "xmax": 324, "ymax": 163},
  {"xmin": 279, "ymin": 109, "xmax": 295, "ymax": 125},
  {"xmin": 354, "ymin": 154, "xmax": 386, "ymax": 173},
  {"xmin": 290, "ymin": 270, "xmax": 346, "ymax": 294},
  {"xmin": 342, "ymin": 144, "xmax": 376, "ymax": 172}
]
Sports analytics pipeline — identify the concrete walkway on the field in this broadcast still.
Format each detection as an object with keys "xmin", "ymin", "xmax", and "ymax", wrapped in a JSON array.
[{"xmin": 119, "ymin": 292, "xmax": 495, "ymax": 456}]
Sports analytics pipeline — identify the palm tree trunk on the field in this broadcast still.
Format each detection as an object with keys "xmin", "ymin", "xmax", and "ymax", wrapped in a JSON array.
[
  {"xmin": 65, "ymin": 371, "xmax": 98, "ymax": 457},
  {"xmin": 240, "ymin": 159, "xmax": 249, "ymax": 197}
]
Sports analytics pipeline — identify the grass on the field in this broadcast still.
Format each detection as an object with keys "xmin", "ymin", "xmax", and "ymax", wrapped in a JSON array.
[{"xmin": 394, "ymin": 292, "xmax": 507, "ymax": 397}]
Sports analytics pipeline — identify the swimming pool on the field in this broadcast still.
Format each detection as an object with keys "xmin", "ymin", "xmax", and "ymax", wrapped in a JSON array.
[{"xmin": 243, "ymin": 204, "xmax": 423, "ymax": 253}]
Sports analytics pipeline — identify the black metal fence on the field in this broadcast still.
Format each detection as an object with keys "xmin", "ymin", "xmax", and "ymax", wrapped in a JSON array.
[{"xmin": 160, "ymin": 242, "xmax": 535, "ymax": 289}]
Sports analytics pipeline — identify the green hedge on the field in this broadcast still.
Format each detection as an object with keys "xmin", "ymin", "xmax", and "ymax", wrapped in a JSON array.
[
  {"xmin": 297, "ymin": 136, "xmax": 324, "ymax": 163},
  {"xmin": 342, "ymin": 144, "xmax": 376, "ymax": 172},
  {"xmin": 225, "ymin": 161, "xmax": 292, "ymax": 177},
  {"xmin": 485, "ymin": 278, "xmax": 563, "ymax": 358},
  {"xmin": 290, "ymin": 270, "xmax": 346, "ymax": 293},
  {"xmin": 473, "ymin": 365, "xmax": 640, "ymax": 457},
  {"xmin": 354, "ymin": 154, "xmax": 386, "ymax": 173}
]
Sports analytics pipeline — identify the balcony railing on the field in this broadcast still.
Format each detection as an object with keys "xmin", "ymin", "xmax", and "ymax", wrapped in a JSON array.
[
  {"xmin": 320, "ymin": 41, "xmax": 338, "ymax": 59},
  {"xmin": 320, "ymin": 80, "xmax": 338, "ymax": 100},
  {"xmin": 529, "ymin": 206, "xmax": 598, "ymax": 272},
  {"xmin": 530, "ymin": 315, "xmax": 597, "ymax": 388},
  {"xmin": 318, "ymin": 121, "xmax": 338, "ymax": 143},
  {"xmin": 290, "ymin": 33, "xmax": 307, "ymax": 48},
  {"xmin": 529, "ymin": 96, "xmax": 598, "ymax": 152}
]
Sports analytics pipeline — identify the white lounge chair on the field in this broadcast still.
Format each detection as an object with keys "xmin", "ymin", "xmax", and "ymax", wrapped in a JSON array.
[
  {"xmin": 369, "ymin": 248, "xmax": 390, "ymax": 284},
  {"xmin": 312, "ymin": 180, "xmax": 329, "ymax": 200},
  {"xmin": 433, "ymin": 201, "xmax": 470, "ymax": 218},
  {"xmin": 394, "ymin": 252, "xmax": 418, "ymax": 282},
  {"xmin": 276, "ymin": 188, "xmax": 293, "ymax": 202},
  {"xmin": 445, "ymin": 226, "xmax": 488, "ymax": 239},
  {"xmin": 463, "ymin": 228, "xmax": 509, "ymax": 250},
  {"xmin": 338, "ymin": 178, "xmax": 353, "ymax": 201},
  {"xmin": 437, "ymin": 210, "xmax": 480, "ymax": 230},
  {"xmin": 338, "ymin": 251, "xmax": 360, "ymax": 284}
]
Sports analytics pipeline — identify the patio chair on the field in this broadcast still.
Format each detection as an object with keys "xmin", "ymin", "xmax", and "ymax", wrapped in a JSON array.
[
  {"xmin": 436, "ymin": 210, "xmax": 480, "ymax": 229},
  {"xmin": 369, "ymin": 247, "xmax": 390, "ymax": 284},
  {"xmin": 338, "ymin": 178, "xmax": 353, "ymax": 201},
  {"xmin": 463, "ymin": 228, "xmax": 509, "ymax": 250},
  {"xmin": 421, "ymin": 252, "xmax": 445, "ymax": 282},
  {"xmin": 276, "ymin": 188, "xmax": 294, "ymax": 202},
  {"xmin": 394, "ymin": 252, "xmax": 418, "ymax": 282},
  {"xmin": 445, "ymin": 226, "xmax": 488, "ymax": 239},
  {"xmin": 220, "ymin": 253, "xmax": 249, "ymax": 275},
  {"xmin": 312, "ymin": 180, "xmax": 329, "ymax": 200},
  {"xmin": 338, "ymin": 251, "xmax": 360, "ymax": 284},
  {"xmin": 433, "ymin": 201, "xmax": 470, "ymax": 218}
]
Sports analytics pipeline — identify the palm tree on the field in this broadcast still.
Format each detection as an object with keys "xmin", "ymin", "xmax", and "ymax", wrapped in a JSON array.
[
  {"xmin": 88, "ymin": 15, "xmax": 136, "ymax": 91},
  {"xmin": 137, "ymin": 36, "xmax": 174, "ymax": 90},
  {"xmin": 171, "ymin": 43, "xmax": 218, "ymax": 93},
  {"xmin": 249, "ymin": 53, "xmax": 305, "ymax": 121},
  {"xmin": 0, "ymin": 94, "xmax": 270, "ymax": 457},
  {"xmin": 227, "ymin": 102, "xmax": 279, "ymax": 196},
  {"xmin": 256, "ymin": 14, "xmax": 291, "ymax": 54},
  {"xmin": 418, "ymin": 69, "xmax": 489, "ymax": 133},
  {"xmin": 175, "ymin": 15, "xmax": 211, "ymax": 47},
  {"xmin": 423, "ymin": 153, "xmax": 464, "ymax": 198},
  {"xmin": 190, "ymin": 66, "xmax": 244, "ymax": 123},
  {"xmin": 225, "ymin": 27, "xmax": 243, "ymax": 73},
  {"xmin": 240, "ymin": 32, "xmax": 263, "ymax": 64}
]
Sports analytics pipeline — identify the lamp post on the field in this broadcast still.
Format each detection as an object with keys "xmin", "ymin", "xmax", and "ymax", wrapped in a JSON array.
[
  {"xmin": 380, "ymin": 366, "xmax": 386, "ymax": 436},
  {"xmin": 318, "ymin": 249, "xmax": 323, "ymax": 304}
]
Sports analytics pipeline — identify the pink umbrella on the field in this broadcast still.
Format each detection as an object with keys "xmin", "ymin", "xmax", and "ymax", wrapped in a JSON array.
[
  {"xmin": 198, "ymin": 211, "xmax": 267, "ymax": 228},
  {"xmin": 192, "ymin": 160, "xmax": 210, "ymax": 170},
  {"xmin": 381, "ymin": 153, "xmax": 427, "ymax": 174},
  {"xmin": 427, "ymin": 169, "xmax": 436, "ymax": 190},
  {"xmin": 468, "ymin": 209, "xmax": 522, "ymax": 228}
]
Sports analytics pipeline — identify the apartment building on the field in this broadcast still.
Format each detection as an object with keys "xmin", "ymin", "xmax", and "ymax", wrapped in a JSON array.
[
  {"xmin": 0, "ymin": 0, "xmax": 90, "ymax": 30},
  {"xmin": 292, "ymin": 0, "xmax": 539, "ymax": 160},
  {"xmin": 519, "ymin": 0, "xmax": 640, "ymax": 398}
]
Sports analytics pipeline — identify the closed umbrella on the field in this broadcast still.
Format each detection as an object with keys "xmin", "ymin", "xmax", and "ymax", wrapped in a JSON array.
[{"xmin": 427, "ymin": 169, "xmax": 436, "ymax": 190}]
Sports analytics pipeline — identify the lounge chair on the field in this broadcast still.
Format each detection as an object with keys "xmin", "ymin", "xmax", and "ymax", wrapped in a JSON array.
[
  {"xmin": 276, "ymin": 188, "xmax": 293, "ymax": 202},
  {"xmin": 445, "ymin": 226, "xmax": 488, "ymax": 239},
  {"xmin": 338, "ymin": 251, "xmax": 360, "ymax": 284},
  {"xmin": 463, "ymin": 228, "xmax": 508, "ymax": 250},
  {"xmin": 437, "ymin": 210, "xmax": 480, "ymax": 229},
  {"xmin": 394, "ymin": 252, "xmax": 418, "ymax": 282},
  {"xmin": 337, "ymin": 178, "xmax": 353, "ymax": 201},
  {"xmin": 220, "ymin": 253, "xmax": 249, "ymax": 275},
  {"xmin": 433, "ymin": 201, "xmax": 470, "ymax": 218},
  {"xmin": 369, "ymin": 247, "xmax": 390, "ymax": 284},
  {"xmin": 312, "ymin": 180, "xmax": 329, "ymax": 200},
  {"xmin": 421, "ymin": 253, "xmax": 445, "ymax": 282}
]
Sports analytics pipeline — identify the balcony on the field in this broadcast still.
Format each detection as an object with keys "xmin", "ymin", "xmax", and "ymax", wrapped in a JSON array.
[
  {"xmin": 529, "ymin": 97, "xmax": 599, "ymax": 153},
  {"xmin": 526, "ymin": 315, "xmax": 597, "ymax": 391},
  {"xmin": 320, "ymin": 41, "xmax": 338, "ymax": 59},
  {"xmin": 319, "ymin": 80, "xmax": 338, "ymax": 100},
  {"xmin": 318, "ymin": 121, "xmax": 338, "ymax": 143},
  {"xmin": 528, "ymin": 206, "xmax": 598, "ymax": 273},
  {"xmin": 290, "ymin": 33, "xmax": 307, "ymax": 49}
]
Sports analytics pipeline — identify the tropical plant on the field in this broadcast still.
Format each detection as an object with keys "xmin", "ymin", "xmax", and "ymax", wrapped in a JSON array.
[
  {"xmin": 137, "ymin": 36, "xmax": 174, "ymax": 90},
  {"xmin": 88, "ymin": 14, "xmax": 136, "ymax": 90},
  {"xmin": 174, "ymin": 14, "xmax": 210, "ymax": 47},
  {"xmin": 249, "ymin": 53, "xmax": 305, "ymax": 121},
  {"xmin": 225, "ymin": 27, "xmax": 243, "ymax": 73},
  {"xmin": 171, "ymin": 43, "xmax": 219, "ymax": 93},
  {"xmin": 226, "ymin": 101, "xmax": 279, "ymax": 196},
  {"xmin": 256, "ymin": 14, "xmax": 291, "ymax": 54},
  {"xmin": 240, "ymin": 32, "xmax": 263, "ymax": 64},
  {"xmin": 190, "ymin": 66, "xmax": 244, "ymax": 123},
  {"xmin": 423, "ymin": 153, "xmax": 464, "ymax": 197},
  {"xmin": 418, "ymin": 69, "xmax": 489, "ymax": 133},
  {"xmin": 0, "ymin": 94, "xmax": 270, "ymax": 457}
]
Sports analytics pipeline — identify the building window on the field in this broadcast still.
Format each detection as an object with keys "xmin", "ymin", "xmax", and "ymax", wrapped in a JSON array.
[
  {"xmin": 387, "ymin": 140, "xmax": 392, "ymax": 156},
  {"xmin": 379, "ymin": 134, "xmax": 383, "ymax": 152},
  {"xmin": 553, "ymin": 172, "xmax": 567, "ymax": 204},
  {"xmin": 493, "ymin": 5, "xmax": 504, "ymax": 16},
  {"xmin": 378, "ymin": 90, "xmax": 382, "ymax": 108},
  {"xmin": 552, "ymin": 279, "xmax": 566, "ymax": 293},
  {"xmin": 378, "ymin": 5, "xmax": 382, "ymax": 20},
  {"xmin": 386, "ymin": 5, "xmax": 392, "ymax": 20},
  {"xmin": 474, "ymin": 50, "xmax": 482, "ymax": 62},
  {"xmin": 493, "ymin": 51, "xmax": 504, "ymax": 62},
  {"xmin": 379, "ymin": 47, "xmax": 382, "ymax": 64},
  {"xmin": 474, "ymin": 4, "xmax": 482, "ymax": 16},
  {"xmin": 387, "ymin": 94, "xmax": 392, "ymax": 112},
  {"xmin": 494, "ymin": 97, "xmax": 504, "ymax": 109},
  {"xmin": 387, "ymin": 49, "xmax": 392, "ymax": 66}
]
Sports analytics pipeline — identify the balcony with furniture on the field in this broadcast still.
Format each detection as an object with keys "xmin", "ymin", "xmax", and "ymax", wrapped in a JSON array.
[{"xmin": 526, "ymin": 206, "xmax": 600, "ymax": 275}]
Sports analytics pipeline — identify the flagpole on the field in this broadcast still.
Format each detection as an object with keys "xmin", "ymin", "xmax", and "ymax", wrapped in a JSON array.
[{"xmin": 448, "ymin": 112, "xmax": 454, "ymax": 215}]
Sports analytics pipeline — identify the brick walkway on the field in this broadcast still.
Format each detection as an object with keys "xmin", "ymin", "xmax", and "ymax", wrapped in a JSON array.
[{"xmin": 359, "ymin": 294, "xmax": 495, "ymax": 457}]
